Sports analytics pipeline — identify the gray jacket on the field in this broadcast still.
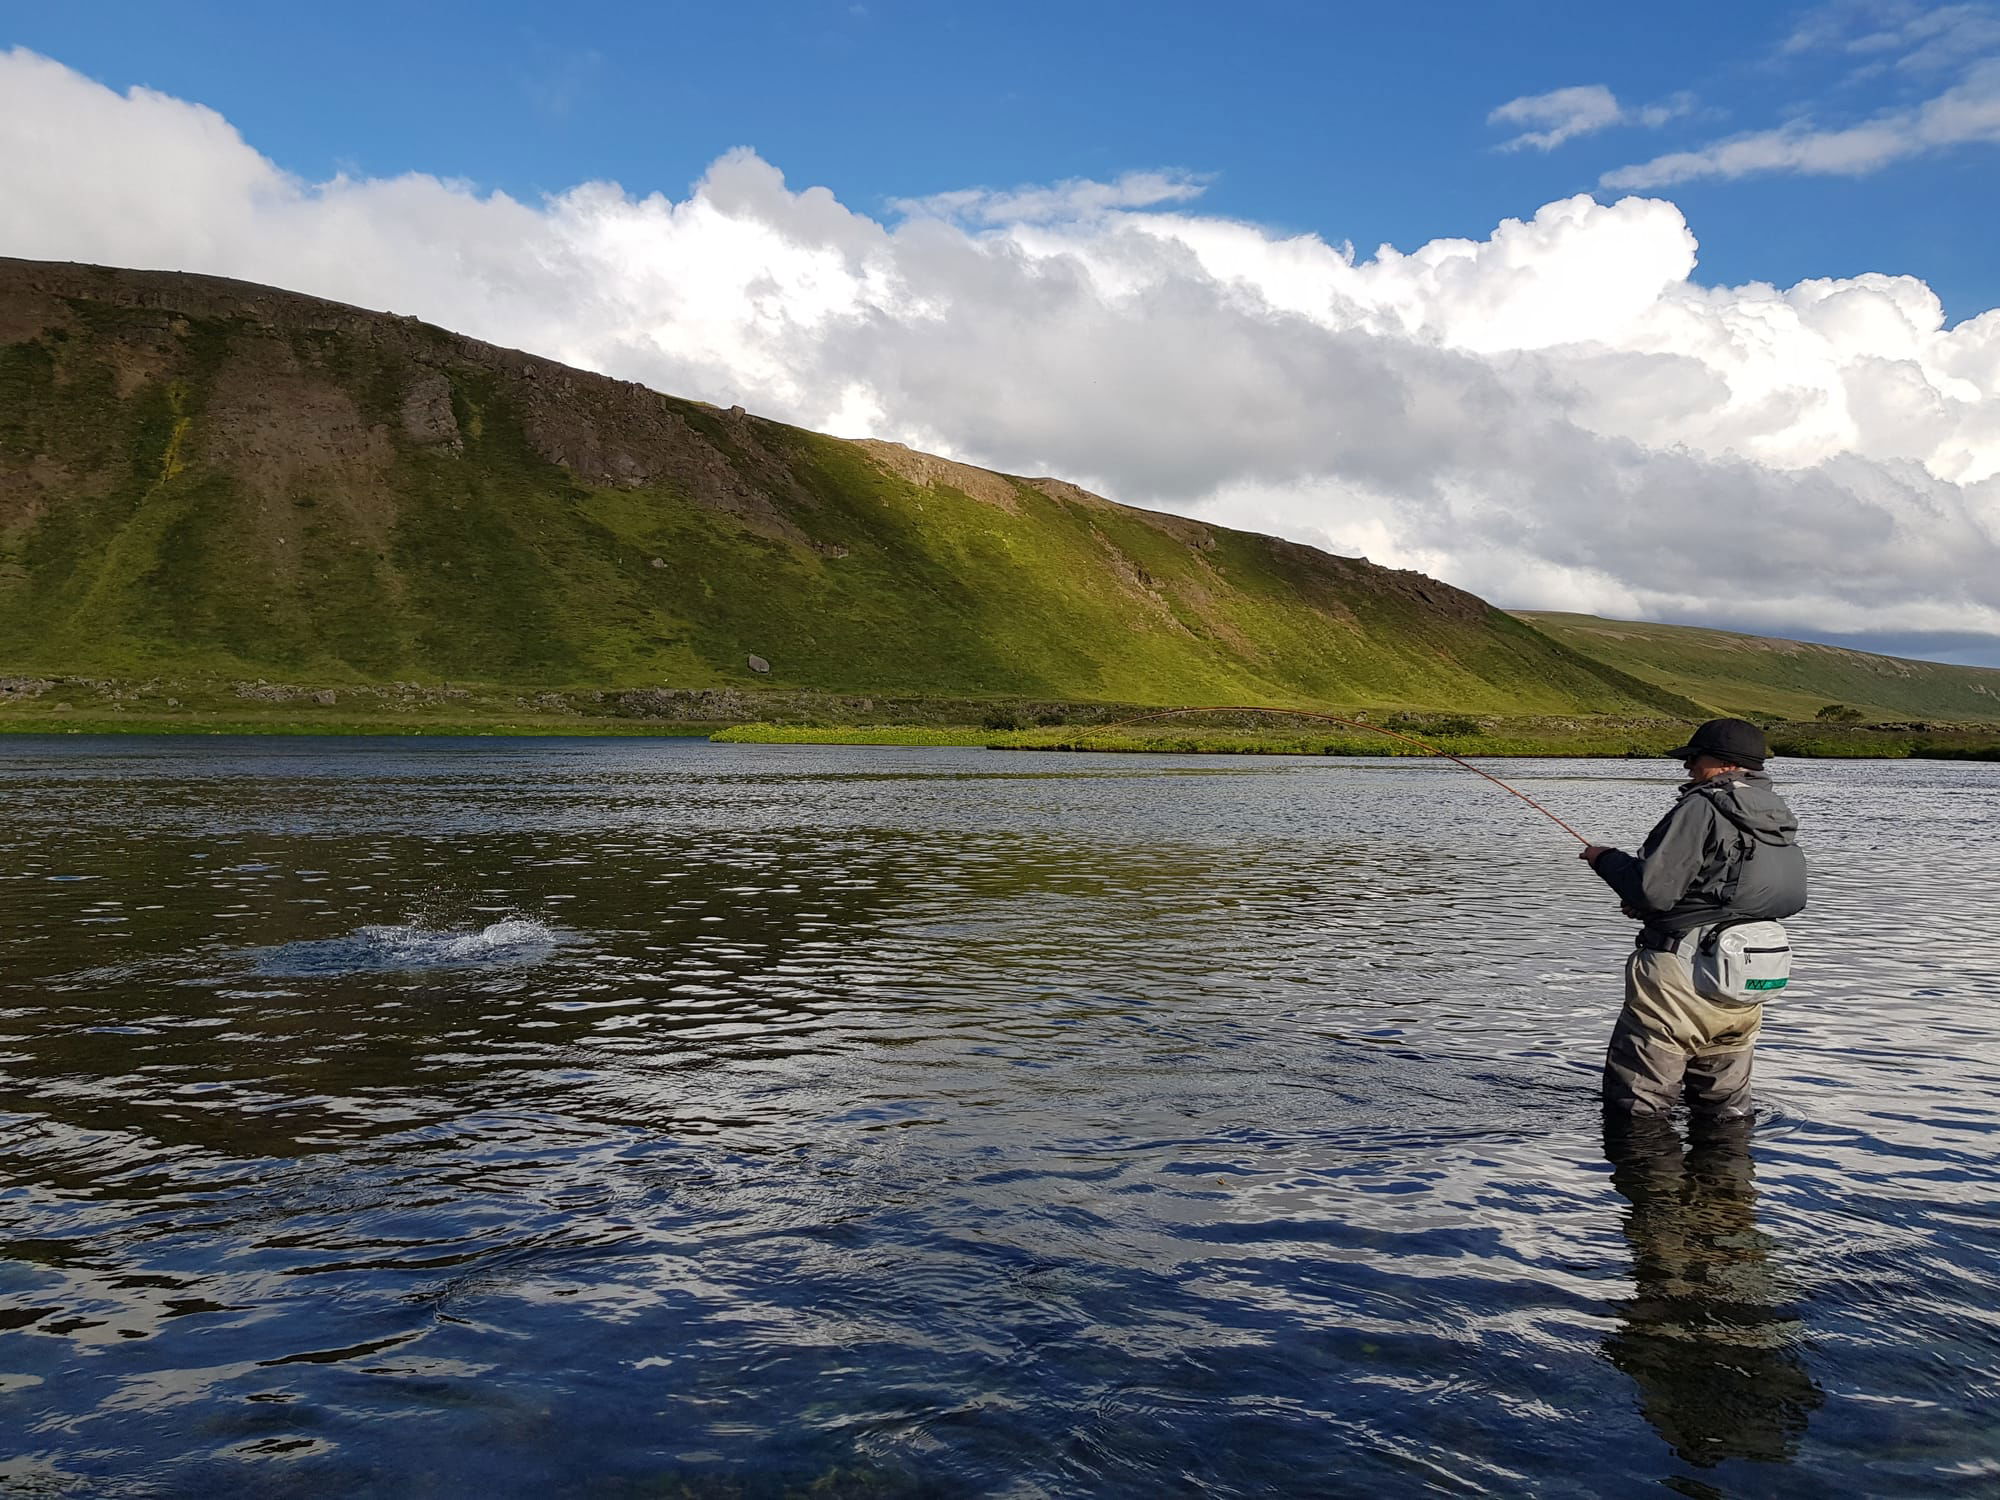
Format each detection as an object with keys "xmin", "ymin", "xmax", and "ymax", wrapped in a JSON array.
[{"xmin": 1592, "ymin": 772, "xmax": 1808, "ymax": 936}]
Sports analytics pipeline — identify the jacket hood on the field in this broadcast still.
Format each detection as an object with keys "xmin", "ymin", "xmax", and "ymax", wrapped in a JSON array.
[{"xmin": 1690, "ymin": 770, "xmax": 1799, "ymax": 845}]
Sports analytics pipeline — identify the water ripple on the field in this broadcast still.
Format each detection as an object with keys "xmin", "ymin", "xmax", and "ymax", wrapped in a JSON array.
[
  {"xmin": 0, "ymin": 739, "xmax": 1996, "ymax": 1495},
  {"xmin": 245, "ymin": 918, "xmax": 564, "ymax": 976}
]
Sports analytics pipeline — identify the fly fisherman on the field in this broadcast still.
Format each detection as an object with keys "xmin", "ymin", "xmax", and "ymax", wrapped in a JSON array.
[{"xmin": 1579, "ymin": 719, "xmax": 1808, "ymax": 1121}]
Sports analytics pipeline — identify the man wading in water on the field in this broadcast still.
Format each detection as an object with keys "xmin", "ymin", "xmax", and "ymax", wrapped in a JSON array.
[{"xmin": 1579, "ymin": 719, "xmax": 1808, "ymax": 1121}]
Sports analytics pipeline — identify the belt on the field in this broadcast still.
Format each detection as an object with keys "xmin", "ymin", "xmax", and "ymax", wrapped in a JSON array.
[{"xmin": 1637, "ymin": 916, "xmax": 1764, "ymax": 953}]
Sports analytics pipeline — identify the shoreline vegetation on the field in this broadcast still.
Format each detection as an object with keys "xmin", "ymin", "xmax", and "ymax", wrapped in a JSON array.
[
  {"xmin": 715, "ymin": 721, "xmax": 2000, "ymax": 761},
  {"xmin": 5, "ymin": 676, "xmax": 1998, "ymax": 760}
]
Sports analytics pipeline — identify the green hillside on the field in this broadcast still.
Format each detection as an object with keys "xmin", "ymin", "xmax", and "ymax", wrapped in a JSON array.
[
  {"xmin": 1515, "ymin": 611, "xmax": 2000, "ymax": 722},
  {"xmin": 0, "ymin": 258, "xmax": 1689, "ymax": 719}
]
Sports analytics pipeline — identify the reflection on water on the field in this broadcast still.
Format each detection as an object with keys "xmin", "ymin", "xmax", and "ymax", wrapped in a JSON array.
[
  {"xmin": 1604, "ymin": 1117, "xmax": 1823, "ymax": 1469},
  {"xmin": 1, "ymin": 737, "xmax": 1998, "ymax": 1497}
]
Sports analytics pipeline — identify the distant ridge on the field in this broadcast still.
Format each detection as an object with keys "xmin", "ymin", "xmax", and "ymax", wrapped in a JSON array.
[
  {"xmin": 0, "ymin": 256, "xmax": 1690, "ymax": 717},
  {"xmin": 1515, "ymin": 612, "xmax": 2000, "ymax": 722}
]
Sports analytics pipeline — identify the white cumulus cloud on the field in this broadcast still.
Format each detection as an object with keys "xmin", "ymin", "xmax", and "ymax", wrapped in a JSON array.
[{"xmin": 4, "ymin": 47, "xmax": 2000, "ymax": 656}]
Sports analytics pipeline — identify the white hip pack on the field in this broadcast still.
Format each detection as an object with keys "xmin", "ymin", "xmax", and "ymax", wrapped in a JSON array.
[{"xmin": 1692, "ymin": 919, "xmax": 1792, "ymax": 1006}]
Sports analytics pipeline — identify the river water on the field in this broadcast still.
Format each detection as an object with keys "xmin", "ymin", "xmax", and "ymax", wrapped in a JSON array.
[{"xmin": 1, "ymin": 737, "xmax": 1996, "ymax": 1497}]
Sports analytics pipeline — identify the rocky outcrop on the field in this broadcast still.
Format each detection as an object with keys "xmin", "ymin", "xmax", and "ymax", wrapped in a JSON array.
[{"xmin": 851, "ymin": 440, "xmax": 1024, "ymax": 513}]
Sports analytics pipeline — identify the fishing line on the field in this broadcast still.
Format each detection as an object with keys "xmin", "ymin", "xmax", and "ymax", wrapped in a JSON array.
[{"xmin": 1069, "ymin": 705, "xmax": 1595, "ymax": 846}]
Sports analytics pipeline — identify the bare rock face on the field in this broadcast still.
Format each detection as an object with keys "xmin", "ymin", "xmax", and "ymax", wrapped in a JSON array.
[
  {"xmin": 0, "ymin": 257, "xmax": 831, "ymax": 551},
  {"xmin": 613, "ymin": 687, "xmax": 754, "ymax": 719},
  {"xmin": 852, "ymin": 440, "xmax": 1023, "ymax": 513},
  {"xmin": 399, "ymin": 371, "xmax": 462, "ymax": 450},
  {"xmin": 488, "ymin": 359, "xmax": 822, "ymax": 548}
]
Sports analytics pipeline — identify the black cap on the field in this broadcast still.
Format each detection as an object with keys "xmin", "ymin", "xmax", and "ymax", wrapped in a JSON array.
[{"xmin": 1666, "ymin": 717, "xmax": 1768, "ymax": 769}]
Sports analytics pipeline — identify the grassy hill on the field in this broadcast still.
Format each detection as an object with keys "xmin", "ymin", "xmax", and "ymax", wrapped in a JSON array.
[
  {"xmin": 0, "ymin": 257, "xmax": 1691, "ymax": 722},
  {"xmin": 1515, "ymin": 611, "xmax": 2000, "ymax": 723}
]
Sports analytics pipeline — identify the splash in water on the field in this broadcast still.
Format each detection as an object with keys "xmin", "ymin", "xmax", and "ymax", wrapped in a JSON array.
[{"xmin": 248, "ymin": 918, "xmax": 561, "ymax": 976}]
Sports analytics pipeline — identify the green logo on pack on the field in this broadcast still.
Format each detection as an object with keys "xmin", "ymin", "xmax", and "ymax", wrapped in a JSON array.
[{"xmin": 1745, "ymin": 978, "xmax": 1788, "ymax": 990}]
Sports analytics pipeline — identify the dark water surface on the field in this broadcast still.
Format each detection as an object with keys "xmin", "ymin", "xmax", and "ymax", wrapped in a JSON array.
[{"xmin": 2, "ymin": 738, "xmax": 1997, "ymax": 1497}]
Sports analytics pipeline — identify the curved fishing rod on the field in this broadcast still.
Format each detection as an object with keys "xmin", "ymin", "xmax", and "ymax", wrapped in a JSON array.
[{"xmin": 1072, "ymin": 704, "xmax": 1594, "ymax": 846}]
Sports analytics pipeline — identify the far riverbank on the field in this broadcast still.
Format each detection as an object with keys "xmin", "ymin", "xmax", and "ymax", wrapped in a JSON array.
[
  {"xmin": 714, "ymin": 720, "xmax": 2000, "ymax": 760},
  {"xmin": 6, "ymin": 705, "xmax": 1997, "ymax": 761},
  {"xmin": 7, "ymin": 669, "xmax": 1998, "ymax": 758}
]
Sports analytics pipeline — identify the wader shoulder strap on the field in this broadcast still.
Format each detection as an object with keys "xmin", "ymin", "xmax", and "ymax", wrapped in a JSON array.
[
  {"xmin": 1696, "ymin": 784, "xmax": 1757, "ymax": 902},
  {"xmin": 1726, "ymin": 825, "xmax": 1755, "ymax": 897}
]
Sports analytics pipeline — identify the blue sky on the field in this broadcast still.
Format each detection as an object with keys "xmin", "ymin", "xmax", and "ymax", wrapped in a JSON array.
[
  {"xmin": 4, "ymin": 2, "xmax": 2000, "ymax": 662},
  {"xmin": 10, "ymin": 0, "xmax": 1996, "ymax": 320}
]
